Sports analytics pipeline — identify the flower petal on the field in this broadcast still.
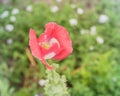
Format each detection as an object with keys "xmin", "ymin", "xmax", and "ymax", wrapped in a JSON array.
[
  {"xmin": 41, "ymin": 59, "xmax": 53, "ymax": 70},
  {"xmin": 29, "ymin": 28, "xmax": 53, "ymax": 70},
  {"xmin": 45, "ymin": 22, "xmax": 73, "ymax": 60},
  {"xmin": 29, "ymin": 28, "xmax": 42, "ymax": 60}
]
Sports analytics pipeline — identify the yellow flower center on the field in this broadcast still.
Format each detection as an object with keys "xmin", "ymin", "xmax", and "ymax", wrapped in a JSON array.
[{"xmin": 42, "ymin": 42, "xmax": 50, "ymax": 49}]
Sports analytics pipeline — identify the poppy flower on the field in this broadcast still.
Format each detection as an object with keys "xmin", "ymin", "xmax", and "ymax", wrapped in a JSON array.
[{"xmin": 29, "ymin": 22, "xmax": 72, "ymax": 70}]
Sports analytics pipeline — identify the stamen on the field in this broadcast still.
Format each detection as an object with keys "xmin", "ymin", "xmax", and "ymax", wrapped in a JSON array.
[{"xmin": 42, "ymin": 42, "xmax": 50, "ymax": 49}]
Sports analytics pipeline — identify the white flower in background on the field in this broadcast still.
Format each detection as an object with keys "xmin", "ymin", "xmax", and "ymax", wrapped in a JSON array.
[
  {"xmin": 80, "ymin": 29, "xmax": 87, "ymax": 35},
  {"xmin": 69, "ymin": 18, "xmax": 78, "ymax": 26},
  {"xmin": 71, "ymin": 4, "xmax": 76, "ymax": 8},
  {"xmin": 6, "ymin": 38, "xmax": 13, "ymax": 45},
  {"xmin": 5, "ymin": 24, "xmax": 14, "ymax": 32},
  {"xmin": 26, "ymin": 5, "xmax": 32, "ymax": 12},
  {"xmin": 56, "ymin": 0, "xmax": 62, "ymax": 2},
  {"xmin": 99, "ymin": 14, "xmax": 109, "ymax": 23},
  {"xmin": 10, "ymin": 16, "xmax": 16, "ymax": 22},
  {"xmin": 38, "ymin": 79, "xmax": 46, "ymax": 86},
  {"xmin": 51, "ymin": 6, "xmax": 59, "ymax": 13},
  {"xmin": 90, "ymin": 26, "xmax": 96, "ymax": 35},
  {"xmin": 96, "ymin": 36, "xmax": 104, "ymax": 44},
  {"xmin": 77, "ymin": 8, "xmax": 84, "ymax": 15},
  {"xmin": 35, "ymin": 94, "xmax": 43, "ymax": 96},
  {"xmin": 11, "ymin": 8, "xmax": 19, "ymax": 15},
  {"xmin": 0, "ymin": 10, "xmax": 9, "ymax": 18},
  {"xmin": 112, "ymin": 77, "xmax": 117, "ymax": 82},
  {"xmin": 89, "ymin": 45, "xmax": 94, "ymax": 51}
]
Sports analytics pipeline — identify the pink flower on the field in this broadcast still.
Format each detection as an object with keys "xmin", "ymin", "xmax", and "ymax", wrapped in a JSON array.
[{"xmin": 29, "ymin": 22, "xmax": 72, "ymax": 70}]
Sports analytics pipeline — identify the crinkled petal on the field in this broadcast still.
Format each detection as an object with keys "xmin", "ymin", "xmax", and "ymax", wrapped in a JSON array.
[
  {"xmin": 45, "ymin": 22, "xmax": 73, "ymax": 60},
  {"xmin": 29, "ymin": 28, "xmax": 42, "ymax": 60},
  {"xmin": 29, "ymin": 28, "xmax": 53, "ymax": 70}
]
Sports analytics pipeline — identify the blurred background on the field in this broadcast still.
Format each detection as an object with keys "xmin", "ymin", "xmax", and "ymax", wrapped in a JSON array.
[{"xmin": 0, "ymin": 0, "xmax": 120, "ymax": 96}]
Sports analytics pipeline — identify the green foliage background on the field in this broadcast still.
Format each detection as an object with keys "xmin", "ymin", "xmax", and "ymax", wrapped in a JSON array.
[{"xmin": 0, "ymin": 0, "xmax": 120, "ymax": 96}]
